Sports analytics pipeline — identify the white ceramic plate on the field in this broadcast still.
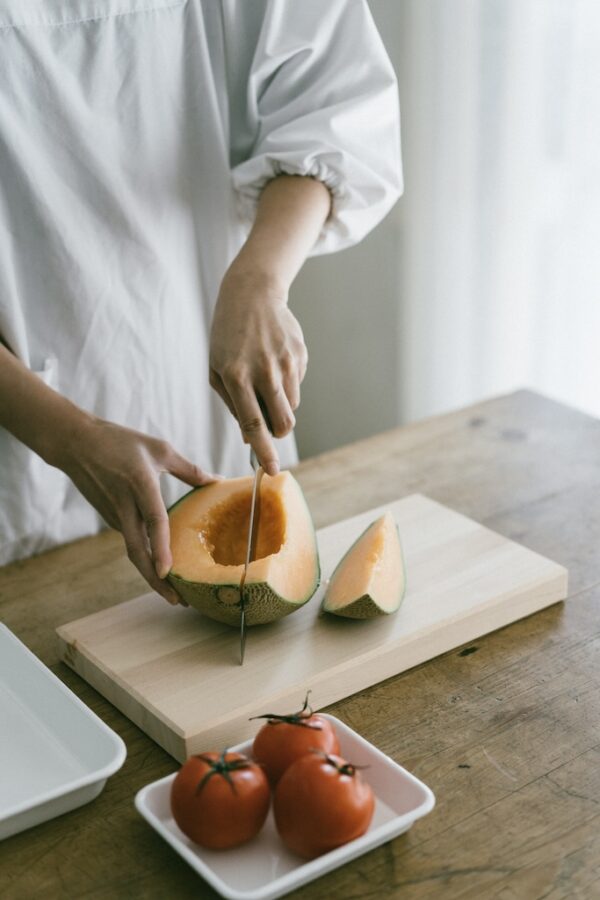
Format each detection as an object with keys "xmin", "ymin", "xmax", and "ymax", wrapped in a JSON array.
[
  {"xmin": 0, "ymin": 624, "xmax": 126, "ymax": 840},
  {"xmin": 135, "ymin": 714, "xmax": 435, "ymax": 900}
]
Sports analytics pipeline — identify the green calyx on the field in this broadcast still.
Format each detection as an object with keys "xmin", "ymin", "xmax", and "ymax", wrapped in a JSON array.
[
  {"xmin": 194, "ymin": 749, "xmax": 253, "ymax": 795},
  {"xmin": 249, "ymin": 690, "xmax": 323, "ymax": 731},
  {"xmin": 310, "ymin": 748, "xmax": 369, "ymax": 779}
]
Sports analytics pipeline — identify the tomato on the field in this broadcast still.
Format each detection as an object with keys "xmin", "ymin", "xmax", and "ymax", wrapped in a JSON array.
[
  {"xmin": 170, "ymin": 750, "xmax": 270, "ymax": 850},
  {"xmin": 251, "ymin": 693, "xmax": 340, "ymax": 783},
  {"xmin": 274, "ymin": 751, "xmax": 375, "ymax": 859}
]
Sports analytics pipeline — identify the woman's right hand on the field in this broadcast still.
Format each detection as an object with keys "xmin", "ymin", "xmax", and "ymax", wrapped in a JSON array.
[{"xmin": 54, "ymin": 417, "xmax": 218, "ymax": 606}]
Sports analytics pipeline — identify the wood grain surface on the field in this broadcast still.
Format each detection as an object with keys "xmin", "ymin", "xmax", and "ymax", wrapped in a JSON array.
[
  {"xmin": 1, "ymin": 390, "xmax": 599, "ymax": 900},
  {"xmin": 56, "ymin": 494, "xmax": 567, "ymax": 761}
]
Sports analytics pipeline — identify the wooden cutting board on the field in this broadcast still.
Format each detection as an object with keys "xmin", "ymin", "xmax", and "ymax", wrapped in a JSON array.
[{"xmin": 57, "ymin": 494, "xmax": 567, "ymax": 761}]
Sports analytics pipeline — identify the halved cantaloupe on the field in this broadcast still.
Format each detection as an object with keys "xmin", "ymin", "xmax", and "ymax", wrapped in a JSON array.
[
  {"xmin": 167, "ymin": 471, "xmax": 320, "ymax": 626},
  {"xmin": 322, "ymin": 511, "xmax": 406, "ymax": 619}
]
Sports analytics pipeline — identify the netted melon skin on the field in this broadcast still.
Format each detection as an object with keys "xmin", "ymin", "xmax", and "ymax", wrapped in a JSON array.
[
  {"xmin": 168, "ymin": 574, "xmax": 319, "ymax": 626},
  {"xmin": 323, "ymin": 590, "xmax": 405, "ymax": 620}
]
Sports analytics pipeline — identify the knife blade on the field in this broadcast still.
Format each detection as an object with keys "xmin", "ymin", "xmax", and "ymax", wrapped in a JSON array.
[{"xmin": 239, "ymin": 449, "xmax": 263, "ymax": 665}]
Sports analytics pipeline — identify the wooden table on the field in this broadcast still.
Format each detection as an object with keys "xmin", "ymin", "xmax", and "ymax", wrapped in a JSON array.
[{"xmin": 1, "ymin": 389, "xmax": 599, "ymax": 900}]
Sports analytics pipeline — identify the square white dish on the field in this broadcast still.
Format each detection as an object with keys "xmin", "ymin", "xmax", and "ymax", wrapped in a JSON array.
[
  {"xmin": 0, "ymin": 623, "xmax": 126, "ymax": 840},
  {"xmin": 135, "ymin": 713, "xmax": 435, "ymax": 900}
]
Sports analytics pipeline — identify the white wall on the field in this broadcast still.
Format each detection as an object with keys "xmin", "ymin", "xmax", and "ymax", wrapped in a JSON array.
[{"xmin": 291, "ymin": 210, "xmax": 403, "ymax": 458}]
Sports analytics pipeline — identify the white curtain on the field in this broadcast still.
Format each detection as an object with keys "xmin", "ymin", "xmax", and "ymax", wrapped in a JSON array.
[
  {"xmin": 395, "ymin": 0, "xmax": 600, "ymax": 422},
  {"xmin": 293, "ymin": 0, "xmax": 600, "ymax": 458}
]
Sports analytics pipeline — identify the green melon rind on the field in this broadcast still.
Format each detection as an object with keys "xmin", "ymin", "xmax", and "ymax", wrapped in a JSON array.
[
  {"xmin": 167, "ymin": 482, "xmax": 210, "ymax": 515},
  {"xmin": 321, "ymin": 521, "xmax": 407, "ymax": 620},
  {"xmin": 166, "ymin": 477, "xmax": 321, "ymax": 627},
  {"xmin": 168, "ymin": 574, "xmax": 318, "ymax": 626}
]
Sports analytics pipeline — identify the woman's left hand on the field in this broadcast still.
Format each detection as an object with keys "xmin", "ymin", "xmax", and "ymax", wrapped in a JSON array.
[{"xmin": 209, "ymin": 267, "xmax": 308, "ymax": 475}]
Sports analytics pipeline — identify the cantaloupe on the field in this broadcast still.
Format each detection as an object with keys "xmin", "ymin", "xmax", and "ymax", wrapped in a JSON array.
[
  {"xmin": 322, "ymin": 511, "xmax": 405, "ymax": 619},
  {"xmin": 167, "ymin": 471, "xmax": 320, "ymax": 626}
]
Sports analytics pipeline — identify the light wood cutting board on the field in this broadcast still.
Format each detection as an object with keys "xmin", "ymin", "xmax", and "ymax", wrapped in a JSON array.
[{"xmin": 57, "ymin": 494, "xmax": 567, "ymax": 761}]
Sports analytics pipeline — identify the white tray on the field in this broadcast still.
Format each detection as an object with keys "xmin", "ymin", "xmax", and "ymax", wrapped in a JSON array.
[
  {"xmin": 0, "ymin": 624, "xmax": 126, "ymax": 840},
  {"xmin": 135, "ymin": 714, "xmax": 434, "ymax": 900}
]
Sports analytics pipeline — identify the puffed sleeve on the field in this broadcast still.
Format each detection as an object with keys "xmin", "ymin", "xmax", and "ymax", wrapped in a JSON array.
[{"xmin": 227, "ymin": 0, "xmax": 402, "ymax": 256}]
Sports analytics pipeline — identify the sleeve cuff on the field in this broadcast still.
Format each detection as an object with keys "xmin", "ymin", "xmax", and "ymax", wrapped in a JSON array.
[{"xmin": 231, "ymin": 151, "xmax": 400, "ymax": 257}]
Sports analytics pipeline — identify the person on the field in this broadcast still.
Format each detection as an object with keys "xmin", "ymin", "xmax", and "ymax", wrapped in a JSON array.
[{"xmin": 0, "ymin": 0, "xmax": 402, "ymax": 604}]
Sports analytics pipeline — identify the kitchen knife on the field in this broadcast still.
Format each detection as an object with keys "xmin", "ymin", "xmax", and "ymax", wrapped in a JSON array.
[{"xmin": 239, "ymin": 449, "xmax": 263, "ymax": 665}]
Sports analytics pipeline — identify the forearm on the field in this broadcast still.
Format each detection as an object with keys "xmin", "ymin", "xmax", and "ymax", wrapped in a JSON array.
[
  {"xmin": 0, "ymin": 344, "xmax": 91, "ymax": 466},
  {"xmin": 229, "ymin": 175, "xmax": 331, "ymax": 292}
]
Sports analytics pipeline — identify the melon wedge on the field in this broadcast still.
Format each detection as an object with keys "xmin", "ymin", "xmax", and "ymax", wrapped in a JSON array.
[
  {"xmin": 322, "ymin": 511, "xmax": 406, "ymax": 619},
  {"xmin": 167, "ymin": 471, "xmax": 320, "ymax": 626}
]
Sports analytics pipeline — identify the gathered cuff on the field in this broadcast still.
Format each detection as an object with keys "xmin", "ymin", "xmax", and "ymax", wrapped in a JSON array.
[{"xmin": 231, "ymin": 149, "xmax": 398, "ymax": 257}]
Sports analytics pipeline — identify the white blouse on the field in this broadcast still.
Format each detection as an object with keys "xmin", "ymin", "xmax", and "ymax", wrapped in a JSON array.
[{"xmin": 0, "ymin": 0, "xmax": 402, "ymax": 563}]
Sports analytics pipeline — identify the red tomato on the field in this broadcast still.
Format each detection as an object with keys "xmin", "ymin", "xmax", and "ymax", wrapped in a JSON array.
[
  {"xmin": 170, "ymin": 750, "xmax": 270, "ymax": 850},
  {"xmin": 252, "ymin": 693, "xmax": 340, "ymax": 783},
  {"xmin": 274, "ymin": 751, "xmax": 375, "ymax": 859}
]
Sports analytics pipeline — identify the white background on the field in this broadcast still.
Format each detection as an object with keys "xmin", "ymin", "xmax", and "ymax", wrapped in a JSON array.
[{"xmin": 293, "ymin": 0, "xmax": 600, "ymax": 457}]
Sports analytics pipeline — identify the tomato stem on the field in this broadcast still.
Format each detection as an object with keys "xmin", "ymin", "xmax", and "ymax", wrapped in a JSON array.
[
  {"xmin": 310, "ymin": 749, "xmax": 370, "ymax": 778},
  {"xmin": 194, "ymin": 749, "xmax": 253, "ymax": 795},
  {"xmin": 249, "ymin": 690, "xmax": 323, "ymax": 730}
]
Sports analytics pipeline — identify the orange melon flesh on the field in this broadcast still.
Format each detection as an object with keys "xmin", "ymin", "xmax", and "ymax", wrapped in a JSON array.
[
  {"xmin": 322, "ymin": 512, "xmax": 405, "ymax": 619},
  {"xmin": 167, "ymin": 471, "xmax": 320, "ymax": 626}
]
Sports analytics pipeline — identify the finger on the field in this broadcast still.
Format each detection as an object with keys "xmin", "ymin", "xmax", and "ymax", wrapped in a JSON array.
[
  {"xmin": 281, "ymin": 369, "xmax": 301, "ymax": 412},
  {"xmin": 120, "ymin": 505, "xmax": 184, "ymax": 607},
  {"xmin": 257, "ymin": 377, "xmax": 296, "ymax": 439},
  {"xmin": 286, "ymin": 313, "xmax": 308, "ymax": 383},
  {"xmin": 223, "ymin": 375, "xmax": 280, "ymax": 475},
  {"xmin": 209, "ymin": 369, "xmax": 237, "ymax": 420},
  {"xmin": 298, "ymin": 347, "xmax": 308, "ymax": 384},
  {"xmin": 166, "ymin": 448, "xmax": 222, "ymax": 487},
  {"xmin": 133, "ymin": 473, "xmax": 172, "ymax": 580}
]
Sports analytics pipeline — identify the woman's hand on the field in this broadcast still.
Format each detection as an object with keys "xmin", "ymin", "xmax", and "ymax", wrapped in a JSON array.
[
  {"xmin": 209, "ymin": 175, "xmax": 331, "ymax": 471},
  {"xmin": 0, "ymin": 344, "xmax": 215, "ymax": 604},
  {"xmin": 209, "ymin": 268, "xmax": 307, "ymax": 475},
  {"xmin": 54, "ymin": 417, "xmax": 218, "ymax": 606}
]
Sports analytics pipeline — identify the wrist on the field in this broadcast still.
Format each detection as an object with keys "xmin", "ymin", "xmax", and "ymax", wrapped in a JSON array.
[
  {"xmin": 40, "ymin": 402, "xmax": 98, "ymax": 470},
  {"xmin": 219, "ymin": 257, "xmax": 289, "ymax": 308},
  {"xmin": 0, "ymin": 344, "xmax": 98, "ymax": 471}
]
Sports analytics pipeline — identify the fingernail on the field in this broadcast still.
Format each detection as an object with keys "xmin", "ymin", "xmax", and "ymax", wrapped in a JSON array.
[
  {"xmin": 156, "ymin": 563, "xmax": 170, "ymax": 580},
  {"xmin": 266, "ymin": 462, "xmax": 279, "ymax": 476}
]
